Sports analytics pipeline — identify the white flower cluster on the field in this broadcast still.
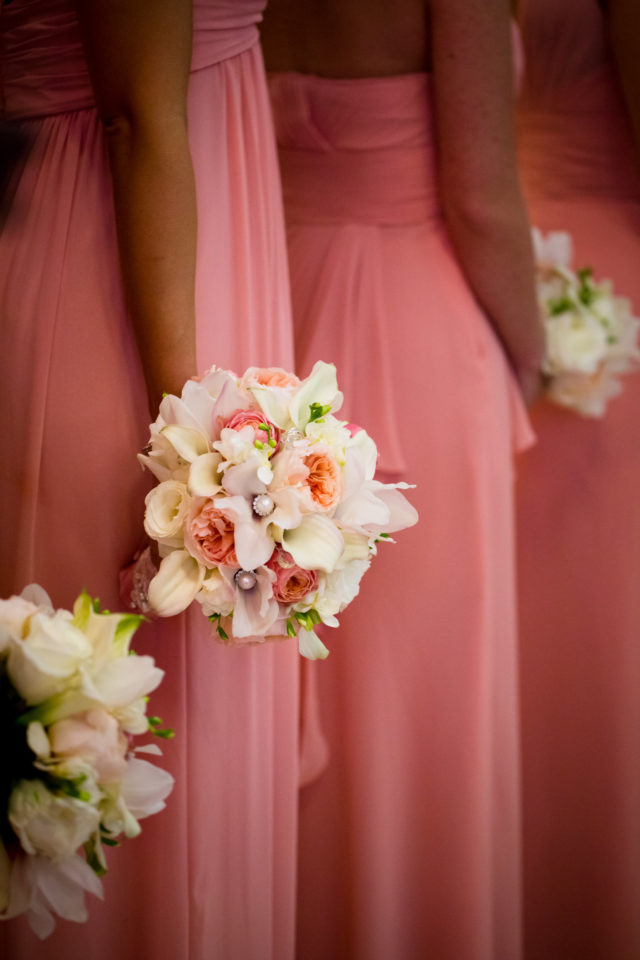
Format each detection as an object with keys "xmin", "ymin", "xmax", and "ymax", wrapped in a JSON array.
[
  {"xmin": 138, "ymin": 362, "xmax": 418, "ymax": 659},
  {"xmin": 533, "ymin": 228, "xmax": 640, "ymax": 417},
  {"xmin": 0, "ymin": 586, "xmax": 173, "ymax": 939}
]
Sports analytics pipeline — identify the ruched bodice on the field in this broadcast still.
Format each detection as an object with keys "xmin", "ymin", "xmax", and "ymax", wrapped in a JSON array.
[
  {"xmin": 269, "ymin": 72, "xmax": 441, "ymax": 226},
  {"xmin": 0, "ymin": 0, "xmax": 265, "ymax": 120},
  {"xmin": 518, "ymin": 0, "xmax": 640, "ymax": 200}
]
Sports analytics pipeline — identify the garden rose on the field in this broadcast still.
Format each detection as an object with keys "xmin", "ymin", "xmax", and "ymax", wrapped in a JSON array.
[
  {"xmin": 267, "ymin": 550, "xmax": 319, "ymax": 604},
  {"xmin": 241, "ymin": 367, "xmax": 300, "ymax": 390},
  {"xmin": 184, "ymin": 499, "xmax": 238, "ymax": 567},
  {"xmin": 225, "ymin": 408, "xmax": 281, "ymax": 453},
  {"xmin": 303, "ymin": 448, "xmax": 341, "ymax": 511}
]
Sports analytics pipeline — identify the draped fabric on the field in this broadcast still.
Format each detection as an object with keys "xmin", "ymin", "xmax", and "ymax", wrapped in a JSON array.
[
  {"xmin": 0, "ymin": 2, "xmax": 298, "ymax": 958},
  {"xmin": 270, "ymin": 70, "xmax": 532, "ymax": 960}
]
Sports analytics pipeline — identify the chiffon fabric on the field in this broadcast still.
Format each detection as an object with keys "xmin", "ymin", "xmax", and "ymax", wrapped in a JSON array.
[
  {"xmin": 516, "ymin": 3, "xmax": 640, "ymax": 957},
  {"xmin": 269, "ymin": 71, "xmax": 533, "ymax": 960},
  {"xmin": 0, "ymin": 2, "xmax": 298, "ymax": 958}
]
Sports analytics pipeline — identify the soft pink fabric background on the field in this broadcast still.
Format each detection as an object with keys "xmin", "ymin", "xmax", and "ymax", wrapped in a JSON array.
[
  {"xmin": 0, "ymin": 2, "xmax": 298, "ymax": 958},
  {"xmin": 517, "ymin": 1, "xmax": 640, "ymax": 957}
]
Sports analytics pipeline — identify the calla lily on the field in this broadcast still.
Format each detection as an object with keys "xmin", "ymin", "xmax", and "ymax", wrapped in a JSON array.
[
  {"xmin": 282, "ymin": 514, "xmax": 344, "ymax": 573},
  {"xmin": 289, "ymin": 361, "xmax": 343, "ymax": 430},
  {"xmin": 160, "ymin": 424, "xmax": 209, "ymax": 463},
  {"xmin": 248, "ymin": 385, "xmax": 292, "ymax": 429},
  {"xmin": 188, "ymin": 452, "xmax": 223, "ymax": 497},
  {"xmin": 148, "ymin": 550, "xmax": 205, "ymax": 617},
  {"xmin": 298, "ymin": 629, "xmax": 330, "ymax": 661}
]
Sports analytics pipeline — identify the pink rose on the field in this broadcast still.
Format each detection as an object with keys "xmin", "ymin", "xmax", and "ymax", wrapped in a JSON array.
[
  {"xmin": 49, "ymin": 709, "xmax": 128, "ymax": 783},
  {"xmin": 267, "ymin": 550, "xmax": 319, "ymax": 604},
  {"xmin": 185, "ymin": 499, "xmax": 238, "ymax": 568},
  {"xmin": 303, "ymin": 449, "xmax": 341, "ymax": 511},
  {"xmin": 224, "ymin": 408, "xmax": 281, "ymax": 453},
  {"xmin": 242, "ymin": 367, "xmax": 300, "ymax": 389}
]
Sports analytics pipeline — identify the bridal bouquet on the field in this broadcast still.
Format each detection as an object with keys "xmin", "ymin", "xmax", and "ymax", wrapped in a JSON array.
[
  {"xmin": 0, "ymin": 586, "xmax": 173, "ymax": 938},
  {"xmin": 137, "ymin": 361, "xmax": 418, "ymax": 659},
  {"xmin": 533, "ymin": 228, "xmax": 640, "ymax": 417}
]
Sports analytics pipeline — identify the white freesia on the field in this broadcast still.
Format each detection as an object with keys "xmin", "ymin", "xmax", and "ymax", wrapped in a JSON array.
[
  {"xmin": 144, "ymin": 480, "xmax": 192, "ymax": 546},
  {"xmin": 148, "ymin": 549, "xmax": 205, "ymax": 617},
  {"xmin": 7, "ymin": 611, "xmax": 93, "ymax": 705},
  {"xmin": 9, "ymin": 781, "xmax": 101, "ymax": 861}
]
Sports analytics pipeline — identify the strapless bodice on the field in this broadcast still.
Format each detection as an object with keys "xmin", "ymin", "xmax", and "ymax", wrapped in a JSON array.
[
  {"xmin": 0, "ymin": 0, "xmax": 265, "ymax": 120},
  {"xmin": 269, "ymin": 72, "xmax": 440, "ymax": 226}
]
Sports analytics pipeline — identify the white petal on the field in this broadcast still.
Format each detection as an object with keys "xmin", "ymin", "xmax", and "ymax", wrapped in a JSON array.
[
  {"xmin": 20, "ymin": 585, "xmax": 53, "ymax": 610},
  {"xmin": 369, "ymin": 483, "xmax": 419, "ymax": 533},
  {"xmin": 26, "ymin": 722, "xmax": 51, "ymax": 759},
  {"xmin": 148, "ymin": 550, "xmax": 205, "ymax": 617},
  {"xmin": 80, "ymin": 656, "xmax": 164, "ymax": 710},
  {"xmin": 248, "ymin": 385, "xmax": 292, "ymax": 429},
  {"xmin": 222, "ymin": 459, "xmax": 268, "ymax": 498},
  {"xmin": 290, "ymin": 361, "xmax": 343, "ymax": 429},
  {"xmin": 298, "ymin": 629, "xmax": 330, "ymax": 661},
  {"xmin": 161, "ymin": 424, "xmax": 209, "ymax": 462},
  {"xmin": 188, "ymin": 452, "xmax": 223, "ymax": 497},
  {"xmin": 283, "ymin": 515, "xmax": 344, "ymax": 573},
  {"xmin": 120, "ymin": 758, "xmax": 174, "ymax": 820}
]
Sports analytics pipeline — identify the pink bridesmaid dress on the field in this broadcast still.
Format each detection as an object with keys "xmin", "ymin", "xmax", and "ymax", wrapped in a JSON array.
[
  {"xmin": 516, "ymin": 2, "xmax": 640, "ymax": 957},
  {"xmin": 0, "ymin": 2, "xmax": 298, "ymax": 958},
  {"xmin": 269, "ymin": 73, "xmax": 533, "ymax": 959}
]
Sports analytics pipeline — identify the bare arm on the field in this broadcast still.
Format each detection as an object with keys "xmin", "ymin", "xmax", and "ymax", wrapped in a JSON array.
[
  {"xmin": 607, "ymin": 0, "xmax": 640, "ymax": 162},
  {"xmin": 74, "ymin": 0, "xmax": 197, "ymax": 412},
  {"xmin": 431, "ymin": 0, "xmax": 544, "ymax": 402}
]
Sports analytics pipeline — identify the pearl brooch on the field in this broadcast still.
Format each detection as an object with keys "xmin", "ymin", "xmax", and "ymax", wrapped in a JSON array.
[
  {"xmin": 235, "ymin": 570, "xmax": 257, "ymax": 591},
  {"xmin": 252, "ymin": 493, "xmax": 275, "ymax": 517}
]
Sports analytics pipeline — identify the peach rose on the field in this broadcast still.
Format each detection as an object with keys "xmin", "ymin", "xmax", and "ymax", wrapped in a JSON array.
[
  {"xmin": 185, "ymin": 499, "xmax": 238, "ymax": 568},
  {"xmin": 267, "ymin": 550, "xmax": 319, "ymax": 604},
  {"xmin": 242, "ymin": 367, "xmax": 300, "ymax": 389},
  {"xmin": 224, "ymin": 408, "xmax": 281, "ymax": 453},
  {"xmin": 303, "ymin": 449, "xmax": 341, "ymax": 511}
]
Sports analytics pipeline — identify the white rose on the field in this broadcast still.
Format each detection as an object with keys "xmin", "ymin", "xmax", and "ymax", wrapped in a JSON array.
[
  {"xmin": 144, "ymin": 480, "xmax": 192, "ymax": 546},
  {"xmin": 7, "ymin": 611, "xmax": 93, "ymax": 705},
  {"xmin": 9, "ymin": 780, "xmax": 100, "ymax": 861},
  {"xmin": 544, "ymin": 310, "xmax": 609, "ymax": 375}
]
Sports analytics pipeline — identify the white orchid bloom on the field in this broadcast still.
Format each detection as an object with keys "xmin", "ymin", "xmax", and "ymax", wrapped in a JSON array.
[
  {"xmin": 148, "ymin": 549, "xmax": 205, "ymax": 617},
  {"xmin": 0, "ymin": 852, "xmax": 104, "ymax": 940},
  {"xmin": 289, "ymin": 361, "xmax": 344, "ymax": 430},
  {"xmin": 217, "ymin": 566, "xmax": 280, "ymax": 638}
]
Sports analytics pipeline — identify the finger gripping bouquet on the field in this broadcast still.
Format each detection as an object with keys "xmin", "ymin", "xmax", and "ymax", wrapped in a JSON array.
[
  {"xmin": 533, "ymin": 228, "xmax": 640, "ymax": 417},
  {"xmin": 139, "ymin": 362, "xmax": 418, "ymax": 659},
  {"xmin": 0, "ymin": 586, "xmax": 174, "ymax": 938}
]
